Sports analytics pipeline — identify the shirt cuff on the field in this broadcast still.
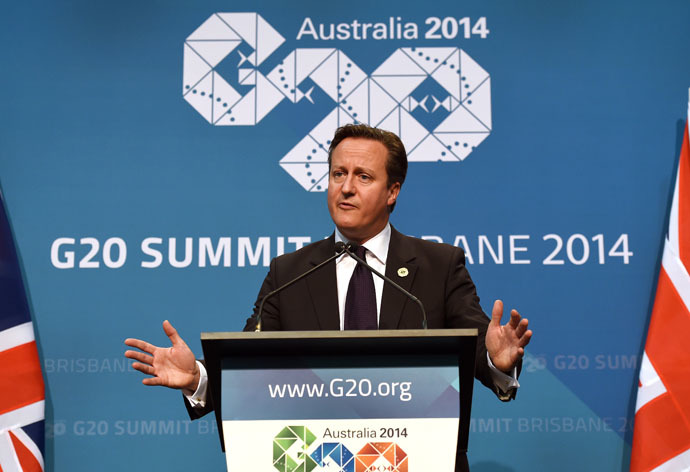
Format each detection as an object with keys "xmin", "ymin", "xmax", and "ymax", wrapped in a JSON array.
[
  {"xmin": 486, "ymin": 352, "xmax": 520, "ymax": 400},
  {"xmin": 184, "ymin": 361, "xmax": 208, "ymax": 408}
]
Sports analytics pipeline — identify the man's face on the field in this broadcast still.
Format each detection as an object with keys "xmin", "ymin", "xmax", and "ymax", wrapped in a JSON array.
[{"xmin": 327, "ymin": 137, "xmax": 400, "ymax": 244}]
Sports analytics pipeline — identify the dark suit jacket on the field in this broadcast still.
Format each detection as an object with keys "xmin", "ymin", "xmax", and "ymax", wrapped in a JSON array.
[{"xmin": 186, "ymin": 226, "xmax": 514, "ymax": 417}]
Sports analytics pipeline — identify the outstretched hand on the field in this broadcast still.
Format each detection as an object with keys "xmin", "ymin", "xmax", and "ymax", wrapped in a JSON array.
[
  {"xmin": 485, "ymin": 300, "xmax": 532, "ymax": 373},
  {"xmin": 124, "ymin": 320, "xmax": 200, "ymax": 395}
]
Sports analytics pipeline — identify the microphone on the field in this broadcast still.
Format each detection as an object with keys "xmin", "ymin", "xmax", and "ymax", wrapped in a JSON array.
[
  {"xmin": 343, "ymin": 242, "xmax": 428, "ymax": 329},
  {"xmin": 255, "ymin": 241, "xmax": 347, "ymax": 332}
]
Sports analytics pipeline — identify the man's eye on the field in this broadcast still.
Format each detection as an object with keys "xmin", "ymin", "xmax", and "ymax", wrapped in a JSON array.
[
  {"xmin": 333, "ymin": 171, "xmax": 345, "ymax": 179},
  {"xmin": 359, "ymin": 174, "xmax": 371, "ymax": 182}
]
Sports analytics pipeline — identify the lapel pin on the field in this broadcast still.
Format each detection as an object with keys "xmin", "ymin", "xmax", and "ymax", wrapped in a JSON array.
[{"xmin": 397, "ymin": 267, "xmax": 409, "ymax": 277}]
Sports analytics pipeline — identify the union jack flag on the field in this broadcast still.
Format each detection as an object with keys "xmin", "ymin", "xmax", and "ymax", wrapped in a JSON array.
[
  {"xmin": 631, "ymin": 93, "xmax": 690, "ymax": 471},
  {"xmin": 0, "ymin": 190, "xmax": 45, "ymax": 472}
]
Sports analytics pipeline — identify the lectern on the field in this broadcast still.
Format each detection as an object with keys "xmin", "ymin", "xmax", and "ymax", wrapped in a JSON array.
[{"xmin": 201, "ymin": 329, "xmax": 477, "ymax": 471}]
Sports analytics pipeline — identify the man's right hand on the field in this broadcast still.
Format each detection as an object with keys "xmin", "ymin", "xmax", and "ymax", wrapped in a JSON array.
[{"xmin": 124, "ymin": 320, "xmax": 200, "ymax": 396}]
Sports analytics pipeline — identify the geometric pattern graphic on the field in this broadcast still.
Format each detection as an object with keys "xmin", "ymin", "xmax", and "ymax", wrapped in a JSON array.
[
  {"xmin": 272, "ymin": 427, "xmax": 411, "ymax": 472},
  {"xmin": 310, "ymin": 443, "xmax": 355, "ymax": 472},
  {"xmin": 631, "ymin": 101, "xmax": 690, "ymax": 471},
  {"xmin": 273, "ymin": 426, "xmax": 319, "ymax": 472},
  {"xmin": 183, "ymin": 13, "xmax": 491, "ymax": 192},
  {"xmin": 354, "ymin": 442, "xmax": 408, "ymax": 472},
  {"xmin": 183, "ymin": 13, "xmax": 286, "ymax": 126}
]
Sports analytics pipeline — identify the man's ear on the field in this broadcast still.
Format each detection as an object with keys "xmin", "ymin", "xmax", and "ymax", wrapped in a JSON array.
[{"xmin": 387, "ymin": 182, "xmax": 401, "ymax": 206}]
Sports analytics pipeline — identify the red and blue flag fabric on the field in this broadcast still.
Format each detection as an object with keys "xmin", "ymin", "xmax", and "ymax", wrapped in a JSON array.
[
  {"xmin": 0, "ymin": 190, "xmax": 45, "ymax": 472},
  {"xmin": 631, "ymin": 95, "xmax": 690, "ymax": 471}
]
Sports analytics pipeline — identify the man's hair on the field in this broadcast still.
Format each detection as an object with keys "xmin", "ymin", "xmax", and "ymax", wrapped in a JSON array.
[{"xmin": 327, "ymin": 123, "xmax": 408, "ymax": 212}]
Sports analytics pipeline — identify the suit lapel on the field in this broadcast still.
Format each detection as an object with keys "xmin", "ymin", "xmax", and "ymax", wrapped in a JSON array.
[
  {"xmin": 379, "ymin": 227, "xmax": 418, "ymax": 329},
  {"xmin": 305, "ymin": 235, "xmax": 340, "ymax": 330}
]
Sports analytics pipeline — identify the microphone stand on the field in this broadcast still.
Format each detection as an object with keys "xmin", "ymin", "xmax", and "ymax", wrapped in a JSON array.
[{"xmin": 255, "ymin": 241, "xmax": 347, "ymax": 332}]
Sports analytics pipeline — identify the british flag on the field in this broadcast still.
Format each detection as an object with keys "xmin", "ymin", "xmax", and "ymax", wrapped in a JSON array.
[
  {"xmin": 631, "ymin": 93, "xmax": 690, "ymax": 471},
  {"xmin": 0, "ymin": 190, "xmax": 45, "ymax": 472}
]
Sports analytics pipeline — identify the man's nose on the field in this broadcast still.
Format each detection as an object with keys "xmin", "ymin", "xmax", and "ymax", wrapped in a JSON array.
[{"xmin": 341, "ymin": 174, "xmax": 356, "ymax": 194}]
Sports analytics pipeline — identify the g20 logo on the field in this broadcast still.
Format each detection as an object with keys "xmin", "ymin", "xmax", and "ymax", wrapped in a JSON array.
[
  {"xmin": 273, "ymin": 425, "xmax": 408, "ymax": 472},
  {"xmin": 183, "ymin": 13, "xmax": 491, "ymax": 191}
]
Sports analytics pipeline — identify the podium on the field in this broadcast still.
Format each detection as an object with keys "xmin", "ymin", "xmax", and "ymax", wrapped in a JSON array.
[{"xmin": 201, "ymin": 329, "xmax": 477, "ymax": 471}]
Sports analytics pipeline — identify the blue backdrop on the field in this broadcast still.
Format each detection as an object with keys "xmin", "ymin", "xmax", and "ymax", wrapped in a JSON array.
[{"xmin": 2, "ymin": 1, "xmax": 689, "ymax": 470}]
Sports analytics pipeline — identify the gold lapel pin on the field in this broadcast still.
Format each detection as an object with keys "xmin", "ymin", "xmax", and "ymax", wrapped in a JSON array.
[{"xmin": 397, "ymin": 267, "xmax": 409, "ymax": 277}]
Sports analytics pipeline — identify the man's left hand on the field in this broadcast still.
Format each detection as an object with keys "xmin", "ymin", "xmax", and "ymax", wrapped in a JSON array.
[{"xmin": 485, "ymin": 300, "xmax": 532, "ymax": 373}]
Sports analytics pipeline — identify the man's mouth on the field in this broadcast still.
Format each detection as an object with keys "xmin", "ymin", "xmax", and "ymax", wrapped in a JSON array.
[{"xmin": 338, "ymin": 201, "xmax": 357, "ymax": 209}]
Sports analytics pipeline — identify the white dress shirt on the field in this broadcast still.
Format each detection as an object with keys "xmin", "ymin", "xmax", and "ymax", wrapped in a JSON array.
[{"xmin": 334, "ymin": 224, "xmax": 390, "ymax": 330}]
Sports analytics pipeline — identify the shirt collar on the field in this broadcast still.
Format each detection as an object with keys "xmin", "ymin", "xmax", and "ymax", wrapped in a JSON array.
[{"xmin": 335, "ymin": 223, "xmax": 391, "ymax": 265}]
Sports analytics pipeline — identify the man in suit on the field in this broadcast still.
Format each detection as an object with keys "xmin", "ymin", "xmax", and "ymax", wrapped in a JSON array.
[{"xmin": 124, "ymin": 124, "xmax": 532, "ymax": 467}]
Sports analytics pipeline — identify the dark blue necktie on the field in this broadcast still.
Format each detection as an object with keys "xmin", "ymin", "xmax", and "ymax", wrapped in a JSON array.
[{"xmin": 344, "ymin": 246, "xmax": 377, "ymax": 330}]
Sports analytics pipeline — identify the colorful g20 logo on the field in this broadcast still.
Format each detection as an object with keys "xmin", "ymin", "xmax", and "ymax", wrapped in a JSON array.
[{"xmin": 273, "ymin": 426, "xmax": 408, "ymax": 472}]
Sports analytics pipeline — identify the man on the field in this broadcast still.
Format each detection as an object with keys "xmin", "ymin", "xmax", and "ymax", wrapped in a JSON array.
[{"xmin": 124, "ymin": 124, "xmax": 532, "ymax": 468}]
